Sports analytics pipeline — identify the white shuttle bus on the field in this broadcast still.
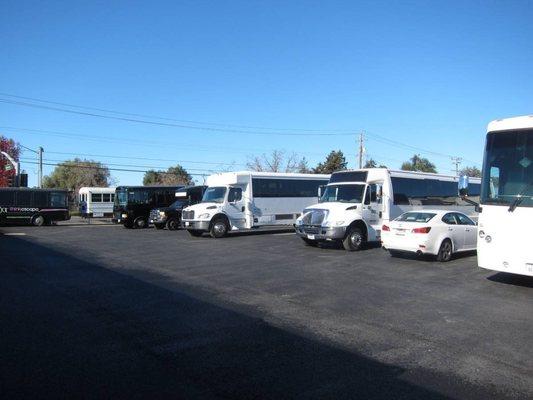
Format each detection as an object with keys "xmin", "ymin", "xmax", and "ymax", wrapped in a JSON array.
[
  {"xmin": 181, "ymin": 171, "xmax": 330, "ymax": 238},
  {"xmin": 464, "ymin": 115, "xmax": 533, "ymax": 276},
  {"xmin": 78, "ymin": 187, "xmax": 116, "ymax": 218},
  {"xmin": 295, "ymin": 169, "xmax": 480, "ymax": 251}
]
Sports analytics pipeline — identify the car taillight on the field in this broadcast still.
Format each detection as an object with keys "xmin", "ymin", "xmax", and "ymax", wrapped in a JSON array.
[
  {"xmin": 412, "ymin": 227, "xmax": 431, "ymax": 234},
  {"xmin": 382, "ymin": 224, "xmax": 390, "ymax": 231}
]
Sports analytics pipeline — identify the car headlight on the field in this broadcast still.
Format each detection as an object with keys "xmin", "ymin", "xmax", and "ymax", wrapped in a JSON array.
[
  {"xmin": 159, "ymin": 211, "xmax": 166, "ymax": 217},
  {"xmin": 334, "ymin": 221, "xmax": 345, "ymax": 226},
  {"xmin": 121, "ymin": 213, "xmax": 128, "ymax": 218},
  {"xmin": 198, "ymin": 213, "xmax": 210, "ymax": 219}
]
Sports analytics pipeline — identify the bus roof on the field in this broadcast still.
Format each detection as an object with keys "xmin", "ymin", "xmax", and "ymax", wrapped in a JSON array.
[
  {"xmin": 115, "ymin": 185, "xmax": 185, "ymax": 190},
  {"xmin": 78, "ymin": 187, "xmax": 116, "ymax": 194},
  {"xmin": 0, "ymin": 187, "xmax": 68, "ymax": 192},
  {"xmin": 488, "ymin": 115, "xmax": 533, "ymax": 132},
  {"xmin": 330, "ymin": 168, "xmax": 481, "ymax": 183}
]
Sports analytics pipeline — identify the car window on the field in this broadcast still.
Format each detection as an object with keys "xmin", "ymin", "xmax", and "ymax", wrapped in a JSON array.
[
  {"xmin": 228, "ymin": 188, "xmax": 242, "ymax": 202},
  {"xmin": 441, "ymin": 213, "xmax": 457, "ymax": 225},
  {"xmin": 455, "ymin": 213, "xmax": 475, "ymax": 225}
]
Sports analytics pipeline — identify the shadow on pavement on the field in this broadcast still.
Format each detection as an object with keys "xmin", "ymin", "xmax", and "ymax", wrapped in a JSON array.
[
  {"xmin": 487, "ymin": 272, "xmax": 533, "ymax": 288},
  {"xmin": 0, "ymin": 233, "xmax": 465, "ymax": 399}
]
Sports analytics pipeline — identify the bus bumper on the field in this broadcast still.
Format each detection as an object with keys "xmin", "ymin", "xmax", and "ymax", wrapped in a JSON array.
[
  {"xmin": 294, "ymin": 224, "xmax": 346, "ymax": 241},
  {"xmin": 182, "ymin": 220, "xmax": 210, "ymax": 231}
]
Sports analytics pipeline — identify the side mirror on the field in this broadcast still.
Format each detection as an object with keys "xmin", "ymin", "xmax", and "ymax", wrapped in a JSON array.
[
  {"xmin": 318, "ymin": 185, "xmax": 325, "ymax": 200},
  {"xmin": 458, "ymin": 175, "xmax": 469, "ymax": 197}
]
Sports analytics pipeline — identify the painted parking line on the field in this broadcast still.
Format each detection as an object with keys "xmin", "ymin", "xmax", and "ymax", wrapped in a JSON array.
[
  {"xmin": 3, "ymin": 233, "xmax": 27, "ymax": 236},
  {"xmin": 272, "ymin": 232, "xmax": 295, "ymax": 236}
]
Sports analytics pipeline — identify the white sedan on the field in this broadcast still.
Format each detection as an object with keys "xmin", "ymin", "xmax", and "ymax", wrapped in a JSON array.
[{"xmin": 381, "ymin": 210, "xmax": 477, "ymax": 262}]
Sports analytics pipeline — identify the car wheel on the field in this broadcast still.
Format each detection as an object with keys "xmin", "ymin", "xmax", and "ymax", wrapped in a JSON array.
[
  {"xmin": 188, "ymin": 230, "xmax": 203, "ymax": 237},
  {"xmin": 166, "ymin": 218, "xmax": 179, "ymax": 230},
  {"xmin": 32, "ymin": 215, "xmax": 45, "ymax": 227},
  {"xmin": 436, "ymin": 239, "xmax": 453, "ymax": 262},
  {"xmin": 154, "ymin": 223, "xmax": 165, "ymax": 230},
  {"xmin": 342, "ymin": 227, "xmax": 365, "ymax": 251},
  {"xmin": 134, "ymin": 217, "xmax": 148, "ymax": 229},
  {"xmin": 301, "ymin": 237, "xmax": 318, "ymax": 247},
  {"xmin": 210, "ymin": 218, "xmax": 228, "ymax": 238}
]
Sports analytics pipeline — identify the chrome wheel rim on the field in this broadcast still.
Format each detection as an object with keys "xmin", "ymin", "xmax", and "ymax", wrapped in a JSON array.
[
  {"xmin": 350, "ymin": 233, "xmax": 362, "ymax": 247},
  {"xmin": 441, "ymin": 242, "xmax": 452, "ymax": 260},
  {"xmin": 214, "ymin": 223, "xmax": 226, "ymax": 235}
]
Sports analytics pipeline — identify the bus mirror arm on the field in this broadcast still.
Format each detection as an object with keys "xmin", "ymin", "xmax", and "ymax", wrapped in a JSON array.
[{"xmin": 460, "ymin": 195, "xmax": 482, "ymax": 213}]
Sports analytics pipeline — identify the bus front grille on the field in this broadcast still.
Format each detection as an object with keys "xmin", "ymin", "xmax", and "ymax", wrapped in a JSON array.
[
  {"xmin": 182, "ymin": 210, "xmax": 194, "ymax": 220},
  {"xmin": 302, "ymin": 209, "xmax": 326, "ymax": 225}
]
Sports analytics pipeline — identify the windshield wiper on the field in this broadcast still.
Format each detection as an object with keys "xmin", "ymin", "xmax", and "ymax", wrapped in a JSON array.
[{"xmin": 508, "ymin": 181, "xmax": 533, "ymax": 212}]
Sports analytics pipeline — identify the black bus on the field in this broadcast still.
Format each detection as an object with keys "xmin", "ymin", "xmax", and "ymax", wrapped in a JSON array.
[
  {"xmin": 149, "ymin": 185, "xmax": 207, "ymax": 230},
  {"xmin": 0, "ymin": 188, "xmax": 70, "ymax": 226},
  {"xmin": 113, "ymin": 185, "xmax": 184, "ymax": 228}
]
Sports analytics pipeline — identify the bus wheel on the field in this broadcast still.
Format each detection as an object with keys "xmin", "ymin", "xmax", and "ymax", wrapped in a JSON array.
[
  {"xmin": 32, "ymin": 215, "xmax": 45, "ymax": 227},
  {"xmin": 134, "ymin": 217, "xmax": 148, "ymax": 229},
  {"xmin": 154, "ymin": 223, "xmax": 165, "ymax": 230},
  {"xmin": 188, "ymin": 230, "xmax": 203, "ymax": 237},
  {"xmin": 210, "ymin": 218, "xmax": 228, "ymax": 238},
  {"xmin": 436, "ymin": 239, "xmax": 453, "ymax": 262},
  {"xmin": 343, "ymin": 227, "xmax": 364, "ymax": 251},
  {"xmin": 166, "ymin": 218, "xmax": 179, "ymax": 230}
]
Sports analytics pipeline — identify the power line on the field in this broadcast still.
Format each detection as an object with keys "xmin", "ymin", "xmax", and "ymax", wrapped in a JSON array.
[
  {"xmin": 0, "ymin": 98, "xmax": 354, "ymax": 137},
  {"xmin": 0, "ymin": 92, "xmax": 356, "ymax": 133}
]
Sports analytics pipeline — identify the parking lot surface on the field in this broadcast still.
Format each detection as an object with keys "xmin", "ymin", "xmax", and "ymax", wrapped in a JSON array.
[{"xmin": 1, "ymin": 223, "xmax": 532, "ymax": 399}]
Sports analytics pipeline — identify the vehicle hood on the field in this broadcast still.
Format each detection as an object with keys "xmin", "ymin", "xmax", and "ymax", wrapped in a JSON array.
[
  {"xmin": 183, "ymin": 202, "xmax": 222, "ymax": 214},
  {"xmin": 300, "ymin": 202, "xmax": 362, "ymax": 222}
]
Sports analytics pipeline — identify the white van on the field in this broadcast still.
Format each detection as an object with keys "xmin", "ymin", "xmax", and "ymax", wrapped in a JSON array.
[
  {"xmin": 181, "ymin": 171, "xmax": 330, "ymax": 237},
  {"xmin": 78, "ymin": 187, "xmax": 116, "ymax": 218},
  {"xmin": 295, "ymin": 169, "xmax": 481, "ymax": 251}
]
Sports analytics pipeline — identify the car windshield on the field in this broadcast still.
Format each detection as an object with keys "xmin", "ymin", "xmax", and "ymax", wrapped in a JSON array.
[
  {"xmin": 395, "ymin": 212, "xmax": 436, "ymax": 223},
  {"xmin": 202, "ymin": 186, "xmax": 227, "ymax": 203},
  {"xmin": 320, "ymin": 184, "xmax": 365, "ymax": 203},
  {"xmin": 481, "ymin": 129, "xmax": 533, "ymax": 207}
]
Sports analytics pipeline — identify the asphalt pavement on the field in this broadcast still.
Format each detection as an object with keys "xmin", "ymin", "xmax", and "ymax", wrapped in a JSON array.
[{"xmin": 1, "ymin": 223, "xmax": 532, "ymax": 399}]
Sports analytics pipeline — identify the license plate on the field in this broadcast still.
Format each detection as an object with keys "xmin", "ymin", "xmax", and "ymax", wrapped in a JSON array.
[
  {"xmin": 307, "ymin": 234, "xmax": 315, "ymax": 240},
  {"xmin": 185, "ymin": 221, "xmax": 190, "ymax": 226},
  {"xmin": 94, "ymin": 212, "xmax": 104, "ymax": 217}
]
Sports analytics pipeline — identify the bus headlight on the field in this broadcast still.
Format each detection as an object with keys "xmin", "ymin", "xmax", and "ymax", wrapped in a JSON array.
[
  {"xmin": 121, "ymin": 213, "xmax": 128, "ymax": 218},
  {"xmin": 198, "ymin": 213, "xmax": 210, "ymax": 219}
]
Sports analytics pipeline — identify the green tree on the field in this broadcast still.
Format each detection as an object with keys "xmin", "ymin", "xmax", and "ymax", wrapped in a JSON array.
[
  {"xmin": 313, "ymin": 150, "xmax": 347, "ymax": 174},
  {"xmin": 0, "ymin": 135, "xmax": 21, "ymax": 187},
  {"xmin": 43, "ymin": 158, "xmax": 112, "ymax": 191},
  {"xmin": 401, "ymin": 154, "xmax": 437, "ymax": 173},
  {"xmin": 459, "ymin": 166, "xmax": 481, "ymax": 178},
  {"xmin": 143, "ymin": 164, "xmax": 192, "ymax": 186},
  {"xmin": 363, "ymin": 158, "xmax": 387, "ymax": 168}
]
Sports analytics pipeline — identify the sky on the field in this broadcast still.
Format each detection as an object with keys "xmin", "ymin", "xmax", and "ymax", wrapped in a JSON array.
[{"xmin": 1, "ymin": 0, "xmax": 532, "ymax": 187}]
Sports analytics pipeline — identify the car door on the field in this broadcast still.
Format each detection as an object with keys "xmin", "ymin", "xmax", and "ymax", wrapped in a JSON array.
[
  {"xmin": 226, "ymin": 187, "xmax": 246, "ymax": 229},
  {"xmin": 362, "ymin": 185, "xmax": 381, "ymax": 241},
  {"xmin": 455, "ymin": 213, "xmax": 477, "ymax": 250},
  {"xmin": 441, "ymin": 213, "xmax": 464, "ymax": 251}
]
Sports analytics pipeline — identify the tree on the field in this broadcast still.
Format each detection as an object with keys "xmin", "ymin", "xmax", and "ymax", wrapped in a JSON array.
[
  {"xmin": 297, "ymin": 157, "xmax": 311, "ymax": 173},
  {"xmin": 459, "ymin": 166, "xmax": 481, "ymax": 178},
  {"xmin": 246, "ymin": 150, "xmax": 305, "ymax": 173},
  {"xmin": 43, "ymin": 158, "xmax": 112, "ymax": 191},
  {"xmin": 0, "ymin": 135, "xmax": 21, "ymax": 187},
  {"xmin": 401, "ymin": 154, "xmax": 437, "ymax": 173},
  {"xmin": 363, "ymin": 158, "xmax": 388, "ymax": 169},
  {"xmin": 313, "ymin": 150, "xmax": 347, "ymax": 174},
  {"xmin": 143, "ymin": 164, "xmax": 192, "ymax": 186}
]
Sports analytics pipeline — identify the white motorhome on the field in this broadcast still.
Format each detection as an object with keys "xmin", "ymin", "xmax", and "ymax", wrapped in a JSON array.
[
  {"xmin": 467, "ymin": 115, "xmax": 533, "ymax": 276},
  {"xmin": 181, "ymin": 171, "xmax": 330, "ymax": 237},
  {"xmin": 78, "ymin": 187, "xmax": 116, "ymax": 218},
  {"xmin": 295, "ymin": 169, "xmax": 480, "ymax": 251}
]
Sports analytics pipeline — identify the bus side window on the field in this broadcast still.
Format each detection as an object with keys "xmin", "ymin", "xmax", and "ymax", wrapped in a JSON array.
[
  {"xmin": 0, "ymin": 190, "xmax": 15, "ymax": 206},
  {"xmin": 91, "ymin": 193, "xmax": 102, "ymax": 203},
  {"xmin": 103, "ymin": 193, "xmax": 111, "ymax": 202}
]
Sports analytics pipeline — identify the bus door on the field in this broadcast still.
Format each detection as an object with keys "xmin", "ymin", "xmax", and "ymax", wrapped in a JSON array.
[
  {"xmin": 225, "ymin": 186, "xmax": 246, "ymax": 229},
  {"xmin": 362, "ymin": 183, "xmax": 384, "ymax": 240}
]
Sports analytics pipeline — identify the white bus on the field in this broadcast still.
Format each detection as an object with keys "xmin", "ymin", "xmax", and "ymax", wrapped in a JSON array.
[
  {"xmin": 181, "ymin": 171, "xmax": 330, "ymax": 237},
  {"xmin": 465, "ymin": 115, "xmax": 533, "ymax": 276},
  {"xmin": 78, "ymin": 187, "xmax": 116, "ymax": 218},
  {"xmin": 295, "ymin": 168, "xmax": 480, "ymax": 251}
]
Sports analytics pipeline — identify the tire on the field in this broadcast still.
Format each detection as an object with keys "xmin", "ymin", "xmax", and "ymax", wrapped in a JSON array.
[
  {"xmin": 342, "ymin": 227, "xmax": 365, "ymax": 251},
  {"xmin": 210, "ymin": 218, "xmax": 229, "ymax": 238},
  {"xmin": 188, "ymin": 230, "xmax": 203, "ymax": 237},
  {"xmin": 301, "ymin": 237, "xmax": 318, "ymax": 247},
  {"xmin": 436, "ymin": 239, "xmax": 453, "ymax": 262},
  {"xmin": 166, "ymin": 218, "xmax": 179, "ymax": 231},
  {"xmin": 154, "ymin": 223, "xmax": 165, "ymax": 230},
  {"xmin": 32, "ymin": 215, "xmax": 45, "ymax": 227},
  {"xmin": 134, "ymin": 217, "xmax": 148, "ymax": 229}
]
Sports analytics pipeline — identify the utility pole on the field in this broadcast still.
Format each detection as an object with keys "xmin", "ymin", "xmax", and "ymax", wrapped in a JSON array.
[
  {"xmin": 451, "ymin": 157, "xmax": 462, "ymax": 176},
  {"xmin": 38, "ymin": 147, "xmax": 44, "ymax": 188},
  {"xmin": 358, "ymin": 132, "xmax": 364, "ymax": 169}
]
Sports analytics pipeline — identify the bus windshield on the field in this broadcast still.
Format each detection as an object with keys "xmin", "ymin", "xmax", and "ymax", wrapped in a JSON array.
[
  {"xmin": 115, "ymin": 189, "xmax": 128, "ymax": 206},
  {"xmin": 202, "ymin": 187, "xmax": 227, "ymax": 203},
  {"xmin": 320, "ymin": 184, "xmax": 365, "ymax": 203},
  {"xmin": 481, "ymin": 129, "xmax": 533, "ymax": 207}
]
